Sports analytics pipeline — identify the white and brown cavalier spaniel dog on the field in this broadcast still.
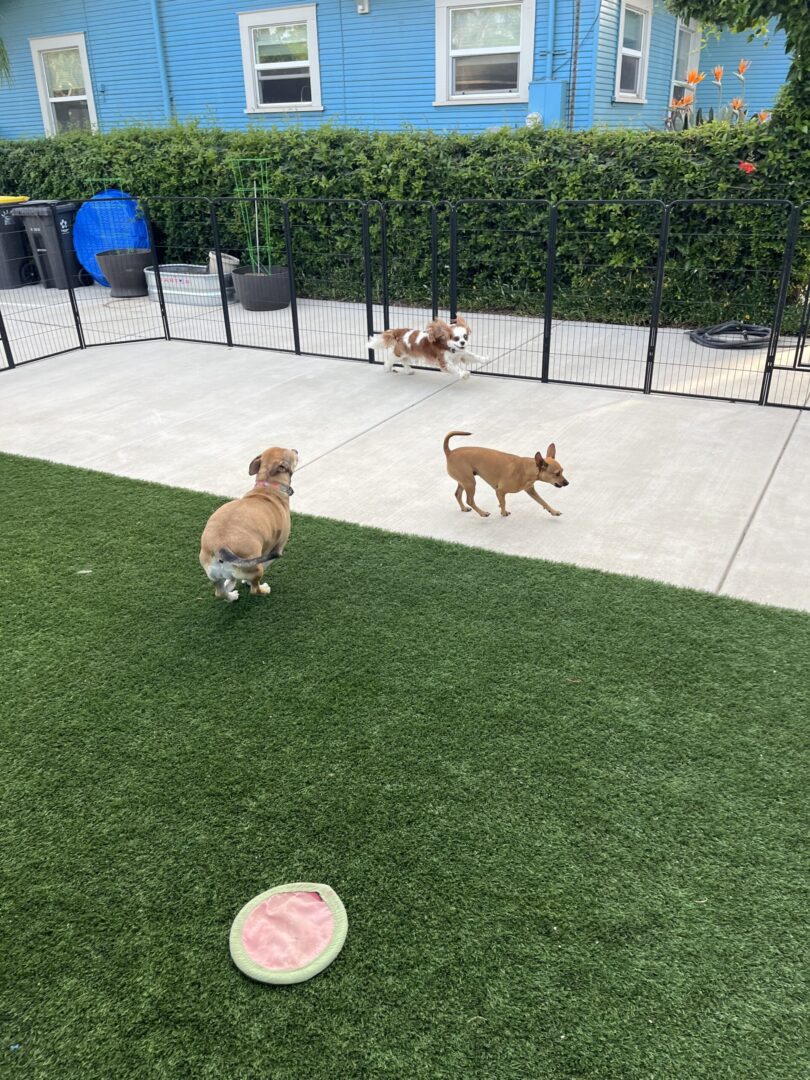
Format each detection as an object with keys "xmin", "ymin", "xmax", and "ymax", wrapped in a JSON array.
[{"xmin": 369, "ymin": 315, "xmax": 488, "ymax": 380}]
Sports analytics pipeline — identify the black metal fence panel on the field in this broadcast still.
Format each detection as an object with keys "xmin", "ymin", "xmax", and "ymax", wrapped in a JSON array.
[
  {"xmin": 549, "ymin": 200, "xmax": 664, "ymax": 391},
  {"xmin": 211, "ymin": 197, "xmax": 297, "ymax": 354},
  {"xmin": 284, "ymin": 198, "xmax": 371, "ymax": 361},
  {"xmin": 451, "ymin": 199, "xmax": 551, "ymax": 380},
  {"xmin": 0, "ymin": 201, "xmax": 84, "ymax": 366},
  {"xmin": 650, "ymin": 200, "xmax": 793, "ymax": 402},
  {"xmin": 0, "ymin": 194, "xmax": 808, "ymax": 411},
  {"xmin": 377, "ymin": 200, "xmax": 451, "ymax": 342},
  {"xmin": 142, "ymin": 197, "xmax": 230, "ymax": 346},
  {"xmin": 62, "ymin": 196, "xmax": 166, "ymax": 350},
  {"xmin": 764, "ymin": 200, "xmax": 810, "ymax": 408}
]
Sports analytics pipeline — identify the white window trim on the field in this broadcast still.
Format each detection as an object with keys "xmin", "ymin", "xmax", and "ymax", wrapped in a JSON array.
[
  {"xmin": 238, "ymin": 5, "xmax": 323, "ymax": 114},
  {"xmin": 434, "ymin": 0, "xmax": 536, "ymax": 107},
  {"xmin": 670, "ymin": 18, "xmax": 701, "ymax": 103},
  {"xmin": 29, "ymin": 33, "xmax": 98, "ymax": 136},
  {"xmin": 613, "ymin": 0, "xmax": 652, "ymax": 104}
]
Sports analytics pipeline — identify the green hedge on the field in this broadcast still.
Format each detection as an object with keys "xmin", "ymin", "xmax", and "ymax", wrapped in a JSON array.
[{"xmin": 0, "ymin": 121, "xmax": 807, "ymax": 328}]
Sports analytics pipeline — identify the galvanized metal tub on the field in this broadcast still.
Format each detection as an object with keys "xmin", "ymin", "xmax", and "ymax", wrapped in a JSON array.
[{"xmin": 145, "ymin": 264, "xmax": 235, "ymax": 306}]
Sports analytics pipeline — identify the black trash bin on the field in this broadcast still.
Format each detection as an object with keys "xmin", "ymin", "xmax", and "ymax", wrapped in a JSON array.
[
  {"xmin": 0, "ymin": 203, "xmax": 38, "ymax": 289},
  {"xmin": 11, "ymin": 200, "xmax": 93, "ymax": 290}
]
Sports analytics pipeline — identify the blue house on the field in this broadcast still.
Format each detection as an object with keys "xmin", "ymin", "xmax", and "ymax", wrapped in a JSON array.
[{"xmin": 0, "ymin": 0, "xmax": 791, "ymax": 138}]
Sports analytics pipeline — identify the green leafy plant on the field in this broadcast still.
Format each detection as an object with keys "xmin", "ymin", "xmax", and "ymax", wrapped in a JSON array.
[{"xmin": 0, "ymin": 120, "xmax": 806, "ymax": 328}]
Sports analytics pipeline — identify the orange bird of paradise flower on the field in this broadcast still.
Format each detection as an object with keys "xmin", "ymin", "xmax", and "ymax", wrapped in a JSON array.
[
  {"xmin": 713, "ymin": 65, "xmax": 723, "ymax": 82},
  {"xmin": 686, "ymin": 70, "xmax": 705, "ymax": 85},
  {"xmin": 730, "ymin": 97, "xmax": 744, "ymax": 111},
  {"xmin": 680, "ymin": 92, "xmax": 694, "ymax": 107},
  {"xmin": 736, "ymin": 59, "xmax": 750, "ymax": 76},
  {"xmin": 757, "ymin": 110, "xmax": 770, "ymax": 123}
]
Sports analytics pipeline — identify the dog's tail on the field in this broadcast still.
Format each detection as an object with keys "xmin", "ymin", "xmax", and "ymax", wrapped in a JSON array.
[
  {"xmin": 208, "ymin": 547, "xmax": 281, "ymax": 579},
  {"xmin": 443, "ymin": 430, "xmax": 472, "ymax": 456}
]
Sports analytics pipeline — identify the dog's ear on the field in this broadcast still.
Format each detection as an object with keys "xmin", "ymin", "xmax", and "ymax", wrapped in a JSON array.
[
  {"xmin": 535, "ymin": 451, "xmax": 547, "ymax": 470},
  {"xmin": 546, "ymin": 442, "xmax": 557, "ymax": 460},
  {"xmin": 452, "ymin": 315, "xmax": 469, "ymax": 330},
  {"xmin": 248, "ymin": 455, "xmax": 262, "ymax": 476},
  {"xmin": 427, "ymin": 321, "xmax": 449, "ymax": 346}
]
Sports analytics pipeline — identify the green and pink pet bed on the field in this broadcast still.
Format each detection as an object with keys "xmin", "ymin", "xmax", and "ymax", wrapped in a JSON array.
[{"xmin": 229, "ymin": 883, "xmax": 348, "ymax": 985}]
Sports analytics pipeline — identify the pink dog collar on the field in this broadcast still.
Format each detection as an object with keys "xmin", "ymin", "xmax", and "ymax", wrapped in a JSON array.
[{"xmin": 253, "ymin": 480, "xmax": 294, "ymax": 497}]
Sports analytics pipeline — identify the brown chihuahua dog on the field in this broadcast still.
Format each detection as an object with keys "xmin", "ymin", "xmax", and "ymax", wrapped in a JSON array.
[{"xmin": 444, "ymin": 431, "xmax": 569, "ymax": 518}]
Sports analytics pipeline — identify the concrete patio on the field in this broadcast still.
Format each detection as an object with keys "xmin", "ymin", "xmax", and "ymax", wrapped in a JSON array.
[{"xmin": 1, "ymin": 337, "xmax": 809, "ymax": 614}]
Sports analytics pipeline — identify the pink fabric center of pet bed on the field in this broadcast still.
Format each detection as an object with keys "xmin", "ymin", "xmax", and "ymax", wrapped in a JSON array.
[{"xmin": 241, "ymin": 891, "xmax": 334, "ymax": 971}]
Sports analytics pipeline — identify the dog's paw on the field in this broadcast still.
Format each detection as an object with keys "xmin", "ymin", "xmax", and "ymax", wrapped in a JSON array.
[
  {"xmin": 461, "ymin": 506, "xmax": 472, "ymax": 513},
  {"xmin": 257, "ymin": 582, "xmax": 271, "ymax": 595},
  {"xmin": 459, "ymin": 369, "xmax": 471, "ymax": 380},
  {"xmin": 399, "ymin": 367, "xmax": 415, "ymax": 376},
  {"xmin": 225, "ymin": 589, "xmax": 239, "ymax": 602},
  {"xmin": 549, "ymin": 509, "xmax": 562, "ymax": 517},
  {"xmin": 500, "ymin": 510, "xmax": 511, "ymax": 518}
]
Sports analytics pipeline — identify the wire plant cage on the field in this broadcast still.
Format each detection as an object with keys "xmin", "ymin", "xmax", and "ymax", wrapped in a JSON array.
[{"xmin": 229, "ymin": 158, "xmax": 280, "ymax": 272}]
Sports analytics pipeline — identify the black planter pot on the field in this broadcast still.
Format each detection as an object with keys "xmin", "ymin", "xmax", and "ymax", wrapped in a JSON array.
[
  {"xmin": 232, "ymin": 264, "xmax": 291, "ymax": 311},
  {"xmin": 96, "ymin": 248, "xmax": 152, "ymax": 298}
]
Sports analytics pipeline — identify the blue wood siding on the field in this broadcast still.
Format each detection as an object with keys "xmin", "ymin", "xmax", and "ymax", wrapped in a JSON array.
[
  {"xmin": 0, "ymin": 0, "xmax": 168, "ymax": 140},
  {"xmin": 700, "ymin": 22, "xmax": 791, "ymax": 115},
  {"xmin": 165, "ymin": 0, "xmax": 530, "ymax": 132},
  {"xmin": 165, "ymin": 0, "xmax": 601, "ymax": 131},
  {"xmin": 592, "ymin": 0, "xmax": 678, "ymax": 128},
  {"xmin": 546, "ymin": 0, "xmax": 599, "ymax": 129},
  {"xmin": 0, "ymin": 0, "xmax": 791, "ymax": 138}
]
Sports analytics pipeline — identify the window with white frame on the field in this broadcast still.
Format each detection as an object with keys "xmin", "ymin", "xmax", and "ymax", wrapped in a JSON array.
[
  {"xmin": 238, "ymin": 6, "xmax": 322, "ymax": 113},
  {"xmin": 435, "ymin": 0, "xmax": 536, "ymax": 106},
  {"xmin": 29, "ymin": 34, "xmax": 97, "ymax": 135},
  {"xmin": 614, "ymin": 0, "xmax": 651, "ymax": 102},
  {"xmin": 671, "ymin": 19, "xmax": 700, "ymax": 102}
]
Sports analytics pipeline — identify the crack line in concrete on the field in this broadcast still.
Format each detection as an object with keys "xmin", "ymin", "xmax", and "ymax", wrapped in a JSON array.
[
  {"xmin": 296, "ymin": 374, "xmax": 464, "ymax": 472},
  {"xmin": 714, "ymin": 405, "xmax": 805, "ymax": 596}
]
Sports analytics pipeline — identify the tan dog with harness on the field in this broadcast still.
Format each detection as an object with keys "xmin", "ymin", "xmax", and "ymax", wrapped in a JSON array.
[
  {"xmin": 199, "ymin": 446, "xmax": 298, "ymax": 602},
  {"xmin": 444, "ymin": 431, "xmax": 569, "ymax": 518}
]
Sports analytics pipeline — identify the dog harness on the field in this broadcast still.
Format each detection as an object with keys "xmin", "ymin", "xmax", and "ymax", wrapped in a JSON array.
[{"xmin": 253, "ymin": 479, "xmax": 294, "ymax": 497}]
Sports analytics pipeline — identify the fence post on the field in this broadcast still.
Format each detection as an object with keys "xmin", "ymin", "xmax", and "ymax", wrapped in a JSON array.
[
  {"xmin": 0, "ymin": 306, "xmax": 15, "ymax": 368},
  {"xmin": 362, "ymin": 202, "xmax": 375, "ymax": 361},
  {"xmin": 51, "ymin": 203, "xmax": 85, "ymax": 350},
  {"xmin": 209, "ymin": 200, "xmax": 233, "ymax": 348},
  {"xmin": 449, "ymin": 205, "xmax": 458, "ymax": 321},
  {"xmin": 430, "ymin": 204, "xmax": 439, "ymax": 320},
  {"xmin": 644, "ymin": 204, "xmax": 670, "ymax": 395},
  {"xmin": 379, "ymin": 202, "xmax": 390, "ymax": 331},
  {"xmin": 281, "ymin": 201, "xmax": 301, "ymax": 355},
  {"xmin": 143, "ymin": 199, "xmax": 170, "ymax": 341},
  {"xmin": 541, "ymin": 204, "xmax": 557, "ymax": 383},
  {"xmin": 759, "ymin": 204, "xmax": 801, "ymax": 406}
]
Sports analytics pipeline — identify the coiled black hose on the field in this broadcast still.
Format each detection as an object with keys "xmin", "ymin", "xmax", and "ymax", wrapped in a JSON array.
[{"xmin": 689, "ymin": 321, "xmax": 770, "ymax": 350}]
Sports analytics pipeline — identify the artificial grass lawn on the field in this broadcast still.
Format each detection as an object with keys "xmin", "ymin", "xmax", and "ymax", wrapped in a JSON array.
[{"xmin": 1, "ymin": 453, "xmax": 807, "ymax": 1080}]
